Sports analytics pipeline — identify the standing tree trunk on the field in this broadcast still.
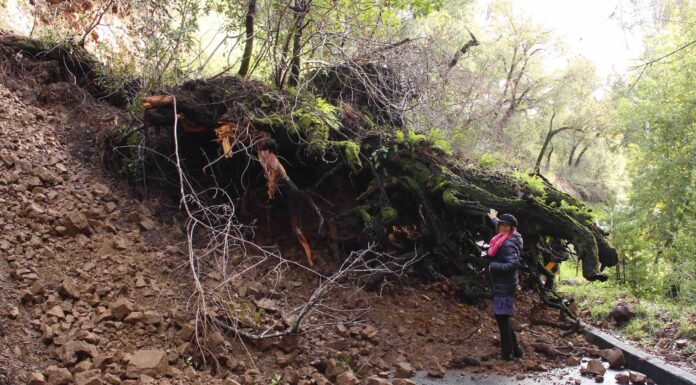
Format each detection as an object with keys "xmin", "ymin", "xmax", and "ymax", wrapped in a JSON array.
[
  {"xmin": 534, "ymin": 112, "xmax": 572, "ymax": 174},
  {"xmin": 544, "ymin": 145, "xmax": 554, "ymax": 171},
  {"xmin": 288, "ymin": 0, "xmax": 309, "ymax": 87},
  {"xmin": 238, "ymin": 0, "xmax": 257, "ymax": 78},
  {"xmin": 574, "ymin": 145, "xmax": 589, "ymax": 167},
  {"xmin": 568, "ymin": 142, "xmax": 580, "ymax": 166}
]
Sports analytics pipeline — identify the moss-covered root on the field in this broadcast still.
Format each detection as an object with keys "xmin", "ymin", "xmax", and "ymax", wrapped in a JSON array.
[{"xmin": 445, "ymin": 181, "xmax": 605, "ymax": 280}]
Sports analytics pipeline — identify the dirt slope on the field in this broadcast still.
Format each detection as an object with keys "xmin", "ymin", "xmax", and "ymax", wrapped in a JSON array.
[{"xmin": 0, "ymin": 42, "xmax": 600, "ymax": 385}]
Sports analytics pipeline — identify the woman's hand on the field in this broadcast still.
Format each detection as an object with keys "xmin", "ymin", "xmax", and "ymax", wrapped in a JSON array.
[{"xmin": 488, "ymin": 208, "xmax": 498, "ymax": 219}]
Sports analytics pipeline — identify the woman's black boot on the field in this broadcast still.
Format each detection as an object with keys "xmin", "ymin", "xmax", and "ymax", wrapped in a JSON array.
[{"xmin": 511, "ymin": 329, "xmax": 523, "ymax": 358}]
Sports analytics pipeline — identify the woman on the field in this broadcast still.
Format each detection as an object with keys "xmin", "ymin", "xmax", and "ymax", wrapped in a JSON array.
[{"xmin": 487, "ymin": 208, "xmax": 523, "ymax": 361}]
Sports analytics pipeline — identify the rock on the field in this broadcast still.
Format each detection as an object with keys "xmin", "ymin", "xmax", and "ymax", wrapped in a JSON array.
[
  {"xmin": 282, "ymin": 369, "xmax": 300, "ymax": 385},
  {"xmin": 676, "ymin": 339, "xmax": 688, "ymax": 349},
  {"xmin": 8, "ymin": 305, "xmax": 19, "ymax": 319},
  {"xmin": 127, "ymin": 212, "xmax": 156, "ymax": 231},
  {"xmin": 365, "ymin": 376, "xmax": 389, "ymax": 385},
  {"xmin": 392, "ymin": 380, "xmax": 416, "ymax": 385},
  {"xmin": 19, "ymin": 289, "xmax": 34, "ymax": 302},
  {"xmin": 94, "ymin": 309, "xmax": 113, "ymax": 323},
  {"xmin": 60, "ymin": 341, "xmax": 99, "ymax": 365},
  {"xmin": 560, "ymin": 278, "xmax": 584, "ymax": 286},
  {"xmin": 427, "ymin": 362, "xmax": 446, "ymax": 378},
  {"xmin": 584, "ymin": 359, "xmax": 606, "ymax": 376},
  {"xmin": 27, "ymin": 372, "xmax": 46, "ymax": 385},
  {"xmin": 63, "ymin": 211, "xmax": 92, "ymax": 236},
  {"xmin": 92, "ymin": 354, "xmax": 115, "ymax": 370},
  {"xmin": 254, "ymin": 298, "xmax": 278, "ymax": 312},
  {"xmin": 566, "ymin": 356, "xmax": 581, "ymax": 366},
  {"xmin": 335, "ymin": 370, "xmax": 358, "ymax": 385},
  {"xmin": 59, "ymin": 278, "xmax": 81, "ymax": 299},
  {"xmin": 74, "ymin": 370, "xmax": 102, "ymax": 385},
  {"xmin": 74, "ymin": 360, "xmax": 93, "ymax": 373},
  {"xmin": 458, "ymin": 356, "xmax": 481, "ymax": 367},
  {"xmin": 628, "ymin": 371, "xmax": 647, "ymax": 384},
  {"xmin": 395, "ymin": 362, "xmax": 415, "ymax": 378},
  {"xmin": 609, "ymin": 302, "xmax": 636, "ymax": 325},
  {"xmin": 123, "ymin": 311, "xmax": 143, "ymax": 324},
  {"xmin": 615, "ymin": 372, "xmax": 630, "ymax": 384},
  {"xmin": 141, "ymin": 311, "xmax": 162, "ymax": 325},
  {"xmin": 595, "ymin": 374, "xmax": 604, "ymax": 383},
  {"xmin": 336, "ymin": 323, "xmax": 349, "ymax": 337},
  {"xmin": 112, "ymin": 238, "xmax": 129, "ymax": 250},
  {"xmin": 126, "ymin": 350, "xmax": 168, "ymax": 378},
  {"xmin": 361, "ymin": 325, "xmax": 379, "ymax": 340},
  {"xmin": 665, "ymin": 352, "xmax": 682, "ymax": 362},
  {"xmin": 45, "ymin": 366, "xmax": 72, "ymax": 385},
  {"xmin": 110, "ymin": 298, "xmax": 134, "ymax": 320},
  {"xmin": 523, "ymin": 361, "xmax": 547, "ymax": 371},
  {"xmin": 102, "ymin": 373, "xmax": 121, "ymax": 385},
  {"xmin": 31, "ymin": 280, "xmax": 46, "ymax": 296},
  {"xmin": 324, "ymin": 359, "xmax": 347, "ymax": 380},
  {"xmin": 138, "ymin": 217, "xmax": 156, "ymax": 230},
  {"xmin": 600, "ymin": 348, "xmax": 625, "ymax": 369}
]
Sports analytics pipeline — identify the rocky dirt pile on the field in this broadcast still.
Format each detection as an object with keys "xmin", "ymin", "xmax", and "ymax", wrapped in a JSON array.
[{"xmin": 0, "ymin": 39, "xmax": 639, "ymax": 385}]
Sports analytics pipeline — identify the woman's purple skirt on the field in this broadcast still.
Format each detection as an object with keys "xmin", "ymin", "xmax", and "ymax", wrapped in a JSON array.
[{"xmin": 492, "ymin": 295, "xmax": 515, "ymax": 315}]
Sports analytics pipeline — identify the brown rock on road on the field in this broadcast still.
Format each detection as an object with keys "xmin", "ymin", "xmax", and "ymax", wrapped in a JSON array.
[{"xmin": 126, "ymin": 349, "xmax": 169, "ymax": 378}]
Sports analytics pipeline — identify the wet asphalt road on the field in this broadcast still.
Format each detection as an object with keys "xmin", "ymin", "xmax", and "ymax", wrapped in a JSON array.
[{"xmin": 410, "ymin": 359, "xmax": 652, "ymax": 385}]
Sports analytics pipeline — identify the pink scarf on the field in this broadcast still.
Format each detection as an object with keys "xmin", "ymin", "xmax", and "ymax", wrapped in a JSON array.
[{"xmin": 488, "ymin": 232, "xmax": 512, "ymax": 257}]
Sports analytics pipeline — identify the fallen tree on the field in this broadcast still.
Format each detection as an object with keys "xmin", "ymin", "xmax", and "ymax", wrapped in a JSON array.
[
  {"xmin": 113, "ymin": 77, "xmax": 616, "ymax": 308},
  {"xmin": 1, "ymin": 35, "xmax": 617, "ymax": 321}
]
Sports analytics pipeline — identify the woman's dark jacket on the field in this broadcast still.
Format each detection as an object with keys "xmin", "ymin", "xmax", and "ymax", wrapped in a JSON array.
[{"xmin": 489, "ymin": 218, "xmax": 523, "ymax": 297}]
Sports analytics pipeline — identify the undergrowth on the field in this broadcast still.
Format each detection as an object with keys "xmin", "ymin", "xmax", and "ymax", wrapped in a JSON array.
[{"xmin": 557, "ymin": 265, "xmax": 696, "ymax": 351}]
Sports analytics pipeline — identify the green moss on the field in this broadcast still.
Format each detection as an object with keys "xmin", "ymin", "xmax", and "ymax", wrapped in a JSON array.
[
  {"xmin": 358, "ymin": 207, "xmax": 376, "ymax": 233},
  {"xmin": 398, "ymin": 158, "xmax": 431, "ymax": 186},
  {"xmin": 558, "ymin": 199, "xmax": 595, "ymax": 222},
  {"xmin": 479, "ymin": 153, "xmax": 498, "ymax": 168},
  {"xmin": 255, "ymin": 114, "xmax": 287, "ymax": 128},
  {"xmin": 512, "ymin": 171, "xmax": 546, "ymax": 194},
  {"xmin": 380, "ymin": 206, "xmax": 398, "ymax": 222},
  {"xmin": 334, "ymin": 141, "xmax": 362, "ymax": 172},
  {"xmin": 441, "ymin": 189, "xmax": 460, "ymax": 208},
  {"xmin": 290, "ymin": 97, "xmax": 341, "ymax": 157}
]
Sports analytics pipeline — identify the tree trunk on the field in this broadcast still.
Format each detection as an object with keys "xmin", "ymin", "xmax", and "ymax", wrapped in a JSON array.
[
  {"xmin": 574, "ymin": 146, "xmax": 589, "ymax": 167},
  {"xmin": 544, "ymin": 145, "xmax": 553, "ymax": 171},
  {"xmin": 568, "ymin": 142, "xmax": 579, "ymax": 166},
  {"xmin": 238, "ymin": 0, "xmax": 257, "ymax": 78},
  {"xmin": 288, "ymin": 22, "xmax": 303, "ymax": 87},
  {"xmin": 448, "ymin": 30, "xmax": 479, "ymax": 68},
  {"xmin": 288, "ymin": 1, "xmax": 308, "ymax": 87}
]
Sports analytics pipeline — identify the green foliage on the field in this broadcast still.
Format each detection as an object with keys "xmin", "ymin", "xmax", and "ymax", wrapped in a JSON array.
[
  {"xmin": 334, "ymin": 141, "xmax": 363, "ymax": 172},
  {"xmin": 426, "ymin": 129, "xmax": 453, "ymax": 155},
  {"xmin": 512, "ymin": 171, "xmax": 545, "ymax": 194},
  {"xmin": 395, "ymin": 129, "xmax": 452, "ymax": 155},
  {"xmin": 612, "ymin": 2, "xmax": 696, "ymax": 304},
  {"xmin": 478, "ymin": 153, "xmax": 498, "ymax": 168},
  {"xmin": 290, "ymin": 97, "xmax": 341, "ymax": 157},
  {"xmin": 380, "ymin": 206, "xmax": 399, "ymax": 222},
  {"xmin": 357, "ymin": 207, "xmax": 375, "ymax": 233},
  {"xmin": 558, "ymin": 273, "xmax": 696, "ymax": 344},
  {"xmin": 112, "ymin": 126, "xmax": 144, "ymax": 181}
]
